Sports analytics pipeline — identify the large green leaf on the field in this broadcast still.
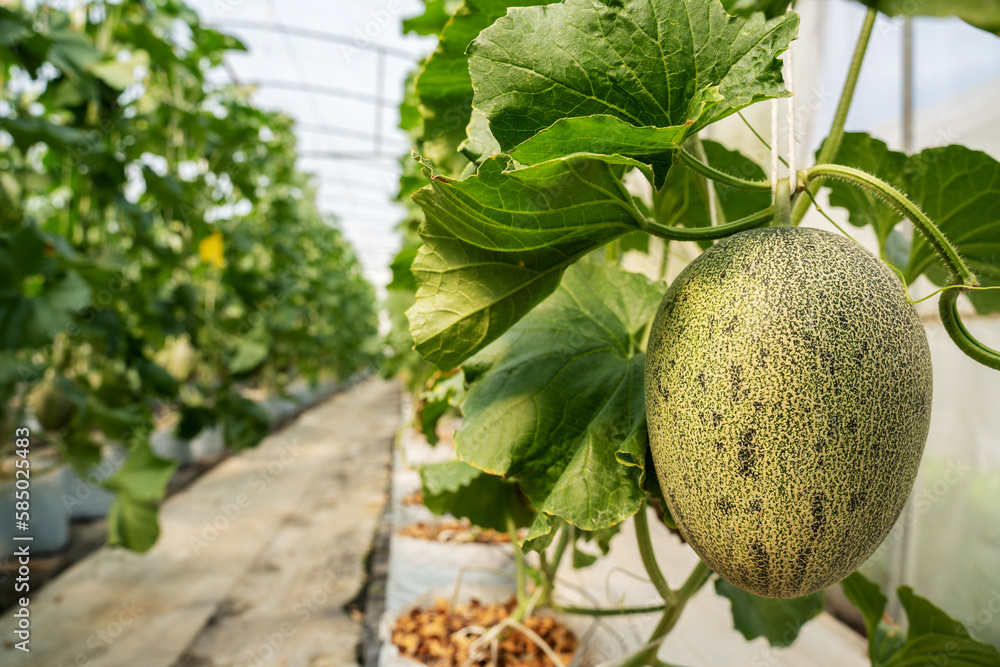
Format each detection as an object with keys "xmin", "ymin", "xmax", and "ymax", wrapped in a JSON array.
[
  {"xmin": 902, "ymin": 146, "xmax": 1000, "ymax": 314},
  {"xmin": 402, "ymin": 0, "xmax": 464, "ymax": 35},
  {"xmin": 103, "ymin": 438, "xmax": 177, "ymax": 504},
  {"xmin": 414, "ymin": 0, "xmax": 559, "ymax": 174},
  {"xmin": 714, "ymin": 579, "xmax": 824, "ymax": 648},
  {"xmin": 722, "ymin": 0, "xmax": 793, "ymax": 18},
  {"xmin": 882, "ymin": 586, "xmax": 1000, "ymax": 667},
  {"xmin": 420, "ymin": 460, "xmax": 535, "ymax": 531},
  {"xmin": 857, "ymin": 0, "xmax": 1000, "ymax": 36},
  {"xmin": 104, "ymin": 438, "xmax": 177, "ymax": 552},
  {"xmin": 825, "ymin": 133, "xmax": 907, "ymax": 247},
  {"xmin": 841, "ymin": 572, "xmax": 905, "ymax": 665},
  {"xmin": 107, "ymin": 493, "xmax": 161, "ymax": 553},
  {"xmin": 407, "ymin": 153, "xmax": 648, "ymax": 369},
  {"xmin": 455, "ymin": 260, "xmax": 662, "ymax": 550},
  {"xmin": 841, "ymin": 573, "xmax": 1000, "ymax": 667},
  {"xmin": 469, "ymin": 0, "xmax": 797, "ymax": 177}
]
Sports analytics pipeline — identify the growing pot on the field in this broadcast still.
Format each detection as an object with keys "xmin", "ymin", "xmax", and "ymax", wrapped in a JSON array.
[
  {"xmin": 61, "ymin": 445, "xmax": 122, "ymax": 519},
  {"xmin": 0, "ymin": 463, "xmax": 71, "ymax": 559},
  {"xmin": 150, "ymin": 427, "xmax": 193, "ymax": 464},
  {"xmin": 379, "ymin": 584, "xmax": 634, "ymax": 667},
  {"xmin": 386, "ymin": 529, "xmax": 518, "ymax": 615},
  {"xmin": 190, "ymin": 424, "xmax": 225, "ymax": 460}
]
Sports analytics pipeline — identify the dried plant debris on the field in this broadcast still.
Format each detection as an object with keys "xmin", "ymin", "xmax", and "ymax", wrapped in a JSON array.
[
  {"xmin": 402, "ymin": 490, "xmax": 425, "ymax": 506},
  {"xmin": 391, "ymin": 596, "xmax": 579, "ymax": 666},
  {"xmin": 398, "ymin": 519, "xmax": 510, "ymax": 544}
]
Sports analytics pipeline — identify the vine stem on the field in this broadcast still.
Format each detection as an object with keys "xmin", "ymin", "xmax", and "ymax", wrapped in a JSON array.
[
  {"xmin": 675, "ymin": 147, "xmax": 771, "ymax": 192},
  {"xmin": 790, "ymin": 7, "xmax": 877, "ymax": 225},
  {"xmin": 553, "ymin": 603, "xmax": 667, "ymax": 617},
  {"xmin": 800, "ymin": 164, "xmax": 975, "ymax": 285},
  {"xmin": 939, "ymin": 289, "xmax": 1000, "ymax": 371},
  {"xmin": 618, "ymin": 558, "xmax": 713, "ymax": 667},
  {"xmin": 508, "ymin": 515, "xmax": 528, "ymax": 614},
  {"xmin": 800, "ymin": 164, "xmax": 1000, "ymax": 370},
  {"xmin": 639, "ymin": 207, "xmax": 773, "ymax": 241},
  {"xmin": 635, "ymin": 502, "xmax": 676, "ymax": 604}
]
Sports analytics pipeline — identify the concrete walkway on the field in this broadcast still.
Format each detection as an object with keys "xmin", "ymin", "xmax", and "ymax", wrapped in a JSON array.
[{"xmin": 0, "ymin": 378, "xmax": 401, "ymax": 667}]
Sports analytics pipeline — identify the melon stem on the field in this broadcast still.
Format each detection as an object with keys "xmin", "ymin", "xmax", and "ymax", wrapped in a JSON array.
[{"xmin": 635, "ymin": 502, "xmax": 676, "ymax": 604}]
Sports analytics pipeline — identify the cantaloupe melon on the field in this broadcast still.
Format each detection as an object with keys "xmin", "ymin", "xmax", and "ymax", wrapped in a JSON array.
[{"xmin": 645, "ymin": 227, "xmax": 932, "ymax": 598}]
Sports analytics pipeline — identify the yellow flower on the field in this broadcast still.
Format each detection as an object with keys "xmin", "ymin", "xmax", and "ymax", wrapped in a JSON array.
[{"xmin": 199, "ymin": 230, "xmax": 225, "ymax": 269}]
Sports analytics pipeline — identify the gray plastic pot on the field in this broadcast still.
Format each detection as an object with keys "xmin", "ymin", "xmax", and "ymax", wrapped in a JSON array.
[
  {"xmin": 0, "ymin": 464, "xmax": 71, "ymax": 559},
  {"xmin": 150, "ymin": 427, "xmax": 193, "ymax": 464},
  {"xmin": 190, "ymin": 424, "xmax": 225, "ymax": 460},
  {"xmin": 61, "ymin": 445, "xmax": 123, "ymax": 519}
]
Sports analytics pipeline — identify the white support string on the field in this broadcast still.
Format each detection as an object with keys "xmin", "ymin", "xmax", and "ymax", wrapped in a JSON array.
[
  {"xmin": 770, "ymin": 98, "xmax": 779, "ymax": 200},
  {"xmin": 786, "ymin": 45, "xmax": 797, "ymax": 192}
]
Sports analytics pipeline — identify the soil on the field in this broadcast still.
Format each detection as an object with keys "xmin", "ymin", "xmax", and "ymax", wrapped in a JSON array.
[
  {"xmin": 398, "ymin": 519, "xmax": 510, "ymax": 544},
  {"xmin": 391, "ymin": 596, "xmax": 579, "ymax": 667}
]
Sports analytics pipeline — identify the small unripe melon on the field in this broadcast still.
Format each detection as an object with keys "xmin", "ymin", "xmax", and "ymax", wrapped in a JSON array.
[{"xmin": 645, "ymin": 227, "xmax": 932, "ymax": 598}]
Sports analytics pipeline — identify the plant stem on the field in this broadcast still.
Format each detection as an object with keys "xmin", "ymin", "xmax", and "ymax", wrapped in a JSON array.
[
  {"xmin": 508, "ymin": 515, "xmax": 528, "ymax": 613},
  {"xmin": 640, "ymin": 207, "xmax": 773, "ymax": 241},
  {"xmin": 938, "ymin": 288, "xmax": 1000, "ymax": 371},
  {"xmin": 539, "ymin": 524, "xmax": 571, "ymax": 605},
  {"xmin": 634, "ymin": 502, "xmax": 675, "ymax": 604},
  {"xmin": 790, "ymin": 7, "xmax": 877, "ymax": 225},
  {"xmin": 800, "ymin": 164, "xmax": 975, "ymax": 285},
  {"xmin": 553, "ymin": 603, "xmax": 667, "ymax": 617},
  {"xmin": 773, "ymin": 179, "xmax": 791, "ymax": 227},
  {"xmin": 618, "ymin": 560, "xmax": 713, "ymax": 667},
  {"xmin": 658, "ymin": 240, "xmax": 670, "ymax": 282},
  {"xmin": 676, "ymin": 147, "xmax": 772, "ymax": 192}
]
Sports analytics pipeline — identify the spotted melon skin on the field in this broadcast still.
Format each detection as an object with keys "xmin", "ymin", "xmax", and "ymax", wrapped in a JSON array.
[{"xmin": 645, "ymin": 227, "xmax": 932, "ymax": 598}]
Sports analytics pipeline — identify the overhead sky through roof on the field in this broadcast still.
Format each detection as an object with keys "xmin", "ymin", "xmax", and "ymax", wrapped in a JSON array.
[{"xmin": 184, "ymin": 0, "xmax": 434, "ymax": 295}]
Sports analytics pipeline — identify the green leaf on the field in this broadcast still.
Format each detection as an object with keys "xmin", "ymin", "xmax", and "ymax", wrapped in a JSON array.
[
  {"xmin": 722, "ymin": 0, "xmax": 793, "ymax": 18},
  {"xmin": 403, "ymin": 0, "xmax": 463, "ymax": 35},
  {"xmin": 89, "ymin": 49, "xmax": 149, "ymax": 89},
  {"xmin": 455, "ymin": 260, "xmax": 662, "ymax": 549},
  {"xmin": 824, "ymin": 132, "xmax": 907, "ymax": 246},
  {"xmin": 509, "ymin": 116, "xmax": 690, "ymax": 171},
  {"xmin": 223, "ymin": 394, "xmax": 271, "ymax": 451},
  {"xmin": 656, "ymin": 140, "xmax": 771, "ymax": 245},
  {"xmin": 841, "ymin": 572, "xmax": 888, "ymax": 641},
  {"xmin": 25, "ymin": 270, "xmax": 92, "ymax": 343},
  {"xmin": 416, "ymin": 371, "xmax": 465, "ymax": 445},
  {"xmin": 414, "ymin": 0, "xmax": 559, "ymax": 174},
  {"xmin": 107, "ymin": 493, "xmax": 161, "ymax": 553},
  {"xmin": 469, "ymin": 0, "xmax": 797, "ymax": 176},
  {"xmin": 714, "ymin": 578, "xmax": 825, "ymax": 648},
  {"xmin": 407, "ymin": 153, "xmax": 647, "ymax": 369},
  {"xmin": 884, "ymin": 586, "xmax": 1000, "ymax": 667},
  {"xmin": 881, "ymin": 634, "xmax": 1000, "ymax": 667},
  {"xmin": 841, "ymin": 571, "xmax": 905, "ymax": 665},
  {"xmin": 901, "ymin": 145, "xmax": 1000, "ymax": 314},
  {"xmin": 897, "ymin": 586, "xmax": 970, "ymax": 639},
  {"xmin": 229, "ymin": 333, "xmax": 271, "ymax": 374},
  {"xmin": 420, "ymin": 460, "xmax": 534, "ymax": 531},
  {"xmin": 857, "ymin": 0, "xmax": 1000, "ymax": 36},
  {"xmin": 103, "ymin": 438, "xmax": 177, "ymax": 504}
]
